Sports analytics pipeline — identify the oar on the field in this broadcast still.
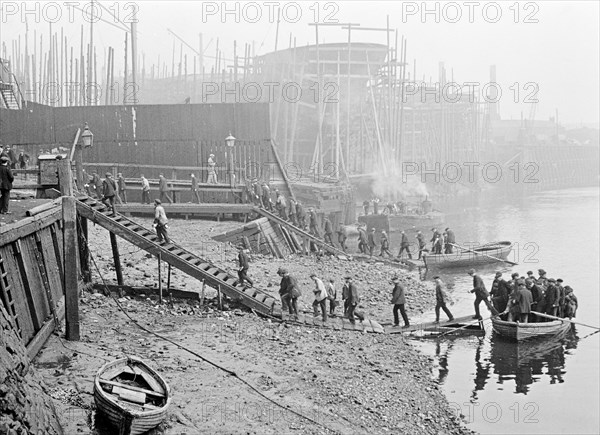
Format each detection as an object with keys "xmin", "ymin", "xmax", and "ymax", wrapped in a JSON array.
[
  {"xmin": 451, "ymin": 242, "xmax": 518, "ymax": 266},
  {"xmin": 531, "ymin": 311, "xmax": 600, "ymax": 330},
  {"xmin": 436, "ymin": 316, "xmax": 491, "ymax": 338}
]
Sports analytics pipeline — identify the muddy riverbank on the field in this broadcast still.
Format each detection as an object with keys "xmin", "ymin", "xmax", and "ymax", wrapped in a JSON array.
[{"xmin": 33, "ymin": 217, "xmax": 473, "ymax": 434}]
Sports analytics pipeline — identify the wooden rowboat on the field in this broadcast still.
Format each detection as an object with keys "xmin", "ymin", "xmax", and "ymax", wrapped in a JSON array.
[
  {"xmin": 491, "ymin": 316, "xmax": 572, "ymax": 341},
  {"xmin": 411, "ymin": 241, "xmax": 513, "ymax": 269},
  {"xmin": 94, "ymin": 357, "xmax": 171, "ymax": 435}
]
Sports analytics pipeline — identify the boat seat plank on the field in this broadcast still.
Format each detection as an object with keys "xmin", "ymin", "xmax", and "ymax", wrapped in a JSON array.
[{"xmin": 99, "ymin": 379, "xmax": 166, "ymax": 399}]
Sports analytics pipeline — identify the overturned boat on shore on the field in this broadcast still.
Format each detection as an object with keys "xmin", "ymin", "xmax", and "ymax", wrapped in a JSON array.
[{"xmin": 94, "ymin": 356, "xmax": 171, "ymax": 435}]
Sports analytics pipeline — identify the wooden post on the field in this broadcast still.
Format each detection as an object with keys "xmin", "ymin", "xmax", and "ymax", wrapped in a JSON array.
[
  {"xmin": 60, "ymin": 161, "xmax": 79, "ymax": 340},
  {"xmin": 167, "ymin": 264, "xmax": 171, "ymax": 292},
  {"xmin": 77, "ymin": 215, "xmax": 91, "ymax": 283},
  {"xmin": 110, "ymin": 233, "xmax": 123, "ymax": 285},
  {"xmin": 157, "ymin": 253, "xmax": 162, "ymax": 304},
  {"xmin": 217, "ymin": 284, "xmax": 222, "ymax": 310},
  {"xmin": 200, "ymin": 279, "xmax": 205, "ymax": 308}
]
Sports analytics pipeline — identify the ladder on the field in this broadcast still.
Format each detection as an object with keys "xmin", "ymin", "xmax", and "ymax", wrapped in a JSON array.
[
  {"xmin": 75, "ymin": 196, "xmax": 280, "ymax": 316},
  {"xmin": 0, "ymin": 253, "xmax": 21, "ymax": 337}
]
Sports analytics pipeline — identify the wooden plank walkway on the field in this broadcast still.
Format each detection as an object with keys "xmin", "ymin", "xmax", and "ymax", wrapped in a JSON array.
[
  {"xmin": 384, "ymin": 315, "xmax": 482, "ymax": 334},
  {"xmin": 281, "ymin": 312, "xmax": 385, "ymax": 333},
  {"xmin": 115, "ymin": 203, "xmax": 255, "ymax": 217}
]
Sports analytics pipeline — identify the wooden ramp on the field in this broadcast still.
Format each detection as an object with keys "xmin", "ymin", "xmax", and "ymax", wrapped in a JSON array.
[
  {"xmin": 75, "ymin": 196, "xmax": 279, "ymax": 316},
  {"xmin": 281, "ymin": 313, "xmax": 384, "ymax": 333},
  {"xmin": 252, "ymin": 207, "xmax": 350, "ymax": 257},
  {"xmin": 385, "ymin": 315, "xmax": 483, "ymax": 335}
]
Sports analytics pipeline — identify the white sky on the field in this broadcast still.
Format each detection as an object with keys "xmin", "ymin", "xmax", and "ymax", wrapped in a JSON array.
[{"xmin": 1, "ymin": 0, "xmax": 598, "ymax": 125}]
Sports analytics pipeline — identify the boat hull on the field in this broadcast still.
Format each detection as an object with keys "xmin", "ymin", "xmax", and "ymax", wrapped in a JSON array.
[
  {"xmin": 94, "ymin": 357, "xmax": 171, "ymax": 435},
  {"xmin": 421, "ymin": 241, "xmax": 513, "ymax": 269},
  {"xmin": 491, "ymin": 317, "xmax": 571, "ymax": 341}
]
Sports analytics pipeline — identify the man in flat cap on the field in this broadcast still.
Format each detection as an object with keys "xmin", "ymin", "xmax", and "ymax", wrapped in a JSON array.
[
  {"xmin": 490, "ymin": 271, "xmax": 509, "ymax": 314},
  {"xmin": 234, "ymin": 245, "xmax": 253, "ymax": 288},
  {"xmin": 153, "ymin": 199, "xmax": 169, "ymax": 243},
  {"xmin": 468, "ymin": 269, "xmax": 495, "ymax": 319},
  {"xmin": 390, "ymin": 276, "xmax": 410, "ymax": 327},
  {"xmin": 444, "ymin": 227, "xmax": 456, "ymax": 254},
  {"xmin": 537, "ymin": 269, "xmax": 548, "ymax": 288},
  {"xmin": 0, "ymin": 155, "xmax": 14, "ymax": 214},
  {"xmin": 101, "ymin": 172, "xmax": 117, "ymax": 216},
  {"xmin": 544, "ymin": 278, "xmax": 559, "ymax": 317},
  {"xmin": 433, "ymin": 276, "xmax": 454, "ymax": 323},
  {"xmin": 343, "ymin": 275, "xmax": 360, "ymax": 324},
  {"xmin": 158, "ymin": 173, "xmax": 173, "ymax": 204}
]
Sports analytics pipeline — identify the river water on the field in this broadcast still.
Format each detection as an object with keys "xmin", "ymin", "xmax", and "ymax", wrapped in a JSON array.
[{"xmin": 408, "ymin": 187, "xmax": 600, "ymax": 434}]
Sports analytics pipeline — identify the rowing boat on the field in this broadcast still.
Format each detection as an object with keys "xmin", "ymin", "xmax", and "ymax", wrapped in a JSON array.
[
  {"xmin": 407, "ymin": 241, "xmax": 513, "ymax": 269},
  {"xmin": 491, "ymin": 316, "xmax": 572, "ymax": 341},
  {"xmin": 94, "ymin": 356, "xmax": 171, "ymax": 435}
]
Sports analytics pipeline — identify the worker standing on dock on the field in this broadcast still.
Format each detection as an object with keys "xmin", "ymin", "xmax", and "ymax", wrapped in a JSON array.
[
  {"xmin": 101, "ymin": 172, "xmax": 117, "ymax": 216},
  {"xmin": 140, "ymin": 175, "xmax": 151, "ymax": 204},
  {"xmin": 390, "ymin": 276, "xmax": 410, "ymax": 328},
  {"xmin": 190, "ymin": 173, "xmax": 201, "ymax": 204},
  {"xmin": 0, "ymin": 156, "xmax": 14, "ymax": 214},
  {"xmin": 433, "ymin": 276, "xmax": 454, "ymax": 323},
  {"xmin": 153, "ymin": 199, "xmax": 169, "ymax": 243},
  {"xmin": 207, "ymin": 154, "xmax": 218, "ymax": 184},
  {"xmin": 158, "ymin": 174, "xmax": 173, "ymax": 204},
  {"xmin": 234, "ymin": 245, "xmax": 253, "ymax": 288},
  {"xmin": 116, "ymin": 173, "xmax": 127, "ymax": 204}
]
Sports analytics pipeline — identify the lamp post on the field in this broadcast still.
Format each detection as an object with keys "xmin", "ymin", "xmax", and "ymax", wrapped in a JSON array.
[
  {"xmin": 226, "ymin": 133, "xmax": 236, "ymax": 187},
  {"xmin": 76, "ymin": 123, "xmax": 94, "ymax": 189}
]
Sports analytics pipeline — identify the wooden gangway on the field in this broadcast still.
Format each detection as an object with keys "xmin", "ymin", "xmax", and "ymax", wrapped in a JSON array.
[{"xmin": 75, "ymin": 196, "xmax": 280, "ymax": 316}]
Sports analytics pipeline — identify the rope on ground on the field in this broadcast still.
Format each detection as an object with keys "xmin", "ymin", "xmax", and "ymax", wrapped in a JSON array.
[{"xmin": 79, "ymin": 223, "xmax": 338, "ymax": 434}]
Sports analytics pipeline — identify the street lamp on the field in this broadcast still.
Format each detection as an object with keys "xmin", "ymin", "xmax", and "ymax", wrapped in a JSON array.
[
  {"xmin": 76, "ymin": 123, "xmax": 93, "ymax": 190},
  {"xmin": 81, "ymin": 122, "xmax": 94, "ymax": 147},
  {"xmin": 226, "ymin": 133, "xmax": 236, "ymax": 186}
]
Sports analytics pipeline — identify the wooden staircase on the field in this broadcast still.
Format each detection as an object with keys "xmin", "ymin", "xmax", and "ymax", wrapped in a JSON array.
[
  {"xmin": 0, "ymin": 82, "xmax": 20, "ymax": 109},
  {"xmin": 75, "ymin": 196, "xmax": 281, "ymax": 316}
]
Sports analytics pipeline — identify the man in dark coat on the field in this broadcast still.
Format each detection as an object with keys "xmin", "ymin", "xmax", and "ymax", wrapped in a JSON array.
[
  {"xmin": 288, "ymin": 198, "xmax": 298, "ymax": 225},
  {"xmin": 526, "ymin": 279, "xmax": 543, "ymax": 321},
  {"xmin": 444, "ymin": 227, "xmax": 456, "ymax": 253},
  {"xmin": 379, "ymin": 230, "xmax": 392, "ymax": 257},
  {"xmin": 537, "ymin": 269, "xmax": 548, "ymax": 289},
  {"xmin": 362, "ymin": 200, "xmax": 370, "ymax": 216},
  {"xmin": 398, "ymin": 230, "xmax": 412, "ymax": 259},
  {"xmin": 545, "ymin": 278, "xmax": 560, "ymax": 316},
  {"xmin": 469, "ymin": 268, "xmax": 495, "ymax": 319},
  {"xmin": 357, "ymin": 225, "xmax": 368, "ymax": 254},
  {"xmin": 116, "ymin": 173, "xmax": 127, "ymax": 204},
  {"xmin": 190, "ymin": 173, "xmax": 201, "ymax": 204},
  {"xmin": 556, "ymin": 278, "xmax": 566, "ymax": 317},
  {"xmin": 433, "ymin": 276, "xmax": 454, "ymax": 322},
  {"xmin": 18, "ymin": 151, "xmax": 29, "ymax": 169},
  {"xmin": 490, "ymin": 271, "xmax": 509, "ymax": 313},
  {"xmin": 0, "ymin": 156, "xmax": 14, "ymax": 214},
  {"xmin": 253, "ymin": 179, "xmax": 264, "ymax": 207},
  {"xmin": 309, "ymin": 208, "xmax": 320, "ymax": 237},
  {"xmin": 323, "ymin": 216, "xmax": 334, "ymax": 245},
  {"xmin": 296, "ymin": 200, "xmax": 306, "ymax": 229},
  {"xmin": 344, "ymin": 276, "xmax": 360, "ymax": 324},
  {"xmin": 101, "ymin": 172, "xmax": 117, "ymax": 216},
  {"xmin": 430, "ymin": 228, "xmax": 442, "ymax": 254},
  {"xmin": 336, "ymin": 223, "xmax": 348, "ymax": 252},
  {"xmin": 234, "ymin": 246, "xmax": 253, "ymax": 287},
  {"xmin": 262, "ymin": 182, "xmax": 273, "ymax": 211},
  {"xmin": 6, "ymin": 146, "xmax": 17, "ymax": 169},
  {"xmin": 367, "ymin": 228, "xmax": 376, "ymax": 257},
  {"xmin": 158, "ymin": 174, "xmax": 173, "ymax": 204},
  {"xmin": 516, "ymin": 281, "xmax": 534, "ymax": 323},
  {"xmin": 92, "ymin": 172, "xmax": 103, "ymax": 199},
  {"xmin": 390, "ymin": 276, "xmax": 409, "ymax": 327},
  {"xmin": 416, "ymin": 231, "xmax": 426, "ymax": 260}
]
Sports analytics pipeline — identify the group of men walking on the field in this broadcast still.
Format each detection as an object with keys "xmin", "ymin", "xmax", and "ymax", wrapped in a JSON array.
[{"xmin": 469, "ymin": 268, "xmax": 578, "ymax": 322}]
